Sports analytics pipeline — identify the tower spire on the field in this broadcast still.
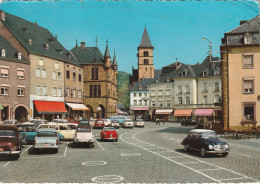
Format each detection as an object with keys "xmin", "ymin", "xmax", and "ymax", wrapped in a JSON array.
[
  {"xmin": 138, "ymin": 26, "xmax": 153, "ymax": 49},
  {"xmin": 96, "ymin": 36, "xmax": 98, "ymax": 47},
  {"xmin": 104, "ymin": 40, "xmax": 110, "ymax": 58},
  {"xmin": 113, "ymin": 49, "xmax": 117, "ymax": 65}
]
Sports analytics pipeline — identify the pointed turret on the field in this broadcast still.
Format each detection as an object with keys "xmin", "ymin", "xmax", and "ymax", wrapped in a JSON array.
[
  {"xmin": 104, "ymin": 40, "xmax": 111, "ymax": 68},
  {"xmin": 104, "ymin": 40, "xmax": 111, "ymax": 58},
  {"xmin": 112, "ymin": 50, "xmax": 118, "ymax": 71},
  {"xmin": 138, "ymin": 26, "xmax": 153, "ymax": 49}
]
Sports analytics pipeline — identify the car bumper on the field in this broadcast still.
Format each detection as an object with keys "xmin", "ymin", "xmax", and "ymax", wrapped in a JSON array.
[
  {"xmin": 74, "ymin": 139, "xmax": 94, "ymax": 143},
  {"xmin": 34, "ymin": 145, "xmax": 58, "ymax": 149},
  {"xmin": 206, "ymin": 150, "xmax": 229, "ymax": 154},
  {"xmin": 0, "ymin": 150, "xmax": 21, "ymax": 155},
  {"xmin": 135, "ymin": 124, "xmax": 144, "ymax": 127},
  {"xmin": 102, "ymin": 137, "xmax": 117, "ymax": 140}
]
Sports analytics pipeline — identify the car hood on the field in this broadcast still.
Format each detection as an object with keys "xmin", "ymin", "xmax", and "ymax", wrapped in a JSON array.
[
  {"xmin": 0, "ymin": 137, "xmax": 21, "ymax": 145},
  {"xmin": 203, "ymin": 138, "xmax": 227, "ymax": 145}
]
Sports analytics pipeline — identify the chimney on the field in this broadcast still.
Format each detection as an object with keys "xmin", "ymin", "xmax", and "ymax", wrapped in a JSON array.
[
  {"xmin": 81, "ymin": 42, "xmax": 85, "ymax": 48},
  {"xmin": 0, "ymin": 11, "xmax": 5, "ymax": 21}
]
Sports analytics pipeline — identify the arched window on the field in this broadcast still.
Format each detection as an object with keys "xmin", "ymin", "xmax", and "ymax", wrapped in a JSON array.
[
  {"xmin": 143, "ymin": 51, "xmax": 149, "ymax": 57},
  {"xmin": 144, "ymin": 59, "xmax": 149, "ymax": 64}
]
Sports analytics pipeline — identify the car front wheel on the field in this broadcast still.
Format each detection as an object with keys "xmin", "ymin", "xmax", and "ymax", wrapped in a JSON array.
[
  {"xmin": 184, "ymin": 144, "xmax": 189, "ymax": 152},
  {"xmin": 200, "ymin": 147, "xmax": 206, "ymax": 157}
]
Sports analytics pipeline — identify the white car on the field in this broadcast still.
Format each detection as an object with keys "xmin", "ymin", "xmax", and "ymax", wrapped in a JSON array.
[
  {"xmin": 122, "ymin": 119, "xmax": 134, "ymax": 128},
  {"xmin": 103, "ymin": 119, "xmax": 111, "ymax": 127},
  {"xmin": 89, "ymin": 119, "xmax": 96, "ymax": 126},
  {"xmin": 135, "ymin": 119, "xmax": 145, "ymax": 127},
  {"xmin": 73, "ymin": 125, "xmax": 94, "ymax": 148},
  {"xmin": 110, "ymin": 119, "xmax": 120, "ymax": 129}
]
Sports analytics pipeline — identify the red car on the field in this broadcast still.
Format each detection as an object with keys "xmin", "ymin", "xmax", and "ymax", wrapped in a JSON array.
[
  {"xmin": 65, "ymin": 118, "xmax": 79, "ymax": 124},
  {"xmin": 0, "ymin": 125, "xmax": 23, "ymax": 160},
  {"xmin": 94, "ymin": 119, "xmax": 105, "ymax": 129},
  {"xmin": 100, "ymin": 127, "xmax": 118, "ymax": 142}
]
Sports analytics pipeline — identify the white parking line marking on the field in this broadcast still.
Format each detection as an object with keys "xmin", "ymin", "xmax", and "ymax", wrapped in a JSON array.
[
  {"xmin": 21, "ymin": 145, "xmax": 32, "ymax": 155},
  {"xmin": 155, "ymin": 150, "xmax": 173, "ymax": 153},
  {"xmin": 182, "ymin": 162, "xmax": 201, "ymax": 164},
  {"xmin": 67, "ymin": 149, "xmax": 103, "ymax": 152},
  {"xmin": 82, "ymin": 161, "xmax": 107, "ymax": 166},
  {"xmin": 198, "ymin": 168, "xmax": 221, "ymax": 172},
  {"xmin": 64, "ymin": 143, "xmax": 68, "ymax": 157},
  {"xmin": 168, "ymin": 156, "xmax": 188, "ymax": 159},
  {"xmin": 240, "ymin": 154, "xmax": 253, "ymax": 158},
  {"xmin": 220, "ymin": 177, "xmax": 246, "ymax": 181},
  {"xmin": 22, "ymin": 156, "xmax": 62, "ymax": 159},
  {"xmin": 95, "ymin": 138, "xmax": 105, "ymax": 150},
  {"xmin": 3, "ymin": 161, "xmax": 10, "ymax": 167}
]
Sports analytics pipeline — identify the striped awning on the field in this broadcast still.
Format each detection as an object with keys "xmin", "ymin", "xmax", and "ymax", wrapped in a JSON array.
[
  {"xmin": 155, "ymin": 109, "xmax": 173, "ymax": 115},
  {"xmin": 66, "ymin": 103, "xmax": 89, "ymax": 111},
  {"xmin": 132, "ymin": 107, "xmax": 149, "ymax": 111},
  {"xmin": 194, "ymin": 109, "xmax": 214, "ymax": 116},
  {"xmin": 174, "ymin": 109, "xmax": 192, "ymax": 117}
]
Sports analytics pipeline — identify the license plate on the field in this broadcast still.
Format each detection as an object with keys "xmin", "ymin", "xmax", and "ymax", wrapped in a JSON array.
[
  {"xmin": 42, "ymin": 144, "xmax": 49, "ymax": 146},
  {"xmin": 0, "ymin": 148, "xmax": 3, "ymax": 151}
]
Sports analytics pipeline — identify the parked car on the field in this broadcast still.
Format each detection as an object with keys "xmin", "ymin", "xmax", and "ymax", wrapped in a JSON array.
[
  {"xmin": 181, "ymin": 129, "xmax": 229, "ymax": 157},
  {"xmin": 94, "ymin": 119, "xmax": 105, "ymax": 129},
  {"xmin": 66, "ymin": 118, "xmax": 79, "ymax": 124},
  {"xmin": 135, "ymin": 119, "xmax": 145, "ymax": 127},
  {"xmin": 38, "ymin": 123, "xmax": 76, "ymax": 140},
  {"xmin": 181, "ymin": 119, "xmax": 198, "ymax": 126},
  {"xmin": 52, "ymin": 119, "xmax": 69, "ymax": 124},
  {"xmin": 89, "ymin": 119, "xmax": 96, "ymax": 126},
  {"xmin": 122, "ymin": 119, "xmax": 134, "ymax": 128},
  {"xmin": 3, "ymin": 119, "xmax": 18, "ymax": 125},
  {"xmin": 33, "ymin": 128, "xmax": 59, "ymax": 153},
  {"xmin": 103, "ymin": 119, "xmax": 111, "ymax": 127},
  {"xmin": 100, "ymin": 127, "xmax": 118, "ymax": 142},
  {"xmin": 110, "ymin": 120, "xmax": 120, "ymax": 129},
  {"xmin": 73, "ymin": 125, "xmax": 94, "ymax": 148},
  {"xmin": 78, "ymin": 119, "xmax": 90, "ymax": 125},
  {"xmin": 0, "ymin": 125, "xmax": 22, "ymax": 160},
  {"xmin": 109, "ymin": 115, "xmax": 127, "ymax": 124},
  {"xmin": 25, "ymin": 119, "xmax": 49, "ymax": 127}
]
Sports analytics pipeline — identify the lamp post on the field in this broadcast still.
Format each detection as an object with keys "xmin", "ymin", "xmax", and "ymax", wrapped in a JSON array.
[
  {"xmin": 202, "ymin": 38, "xmax": 212, "ymax": 62},
  {"xmin": 247, "ymin": 114, "xmax": 250, "ymax": 131}
]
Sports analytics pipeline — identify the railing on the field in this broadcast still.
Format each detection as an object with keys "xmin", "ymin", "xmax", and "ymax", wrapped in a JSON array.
[{"xmin": 221, "ymin": 128, "xmax": 260, "ymax": 139}]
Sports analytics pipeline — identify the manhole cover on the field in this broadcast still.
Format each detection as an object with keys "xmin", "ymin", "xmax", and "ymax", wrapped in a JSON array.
[
  {"xmin": 91, "ymin": 175, "xmax": 124, "ymax": 183},
  {"xmin": 82, "ymin": 161, "xmax": 107, "ymax": 166},
  {"xmin": 120, "ymin": 153, "xmax": 141, "ymax": 156}
]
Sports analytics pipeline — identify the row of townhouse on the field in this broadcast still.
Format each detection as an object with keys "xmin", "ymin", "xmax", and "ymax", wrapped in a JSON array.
[{"xmin": 0, "ymin": 11, "xmax": 118, "ymax": 122}]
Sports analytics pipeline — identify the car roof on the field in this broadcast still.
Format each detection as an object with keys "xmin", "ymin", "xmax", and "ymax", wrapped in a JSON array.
[
  {"xmin": 189, "ymin": 129, "xmax": 215, "ymax": 133},
  {"xmin": 0, "ymin": 125, "xmax": 19, "ymax": 136},
  {"xmin": 38, "ymin": 128, "xmax": 57, "ymax": 132},
  {"xmin": 77, "ymin": 125, "xmax": 91, "ymax": 129},
  {"xmin": 103, "ymin": 127, "xmax": 115, "ymax": 130}
]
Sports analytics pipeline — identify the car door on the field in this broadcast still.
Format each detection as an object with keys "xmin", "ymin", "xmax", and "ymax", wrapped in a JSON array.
[{"xmin": 58, "ymin": 125, "xmax": 74, "ymax": 139}]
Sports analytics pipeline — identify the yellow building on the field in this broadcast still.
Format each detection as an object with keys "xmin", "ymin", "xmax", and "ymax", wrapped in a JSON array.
[{"xmin": 221, "ymin": 17, "xmax": 260, "ymax": 130}]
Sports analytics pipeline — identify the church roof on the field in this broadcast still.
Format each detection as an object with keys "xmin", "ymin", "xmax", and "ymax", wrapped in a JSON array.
[
  {"xmin": 138, "ymin": 26, "xmax": 153, "ymax": 48},
  {"xmin": 104, "ymin": 44, "xmax": 111, "ymax": 58}
]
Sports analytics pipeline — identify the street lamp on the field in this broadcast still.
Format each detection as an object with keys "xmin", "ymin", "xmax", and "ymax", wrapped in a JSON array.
[{"xmin": 202, "ymin": 38, "xmax": 212, "ymax": 62}]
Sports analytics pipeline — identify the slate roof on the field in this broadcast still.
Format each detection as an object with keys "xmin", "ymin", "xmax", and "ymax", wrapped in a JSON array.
[
  {"xmin": 2, "ymin": 12, "xmax": 79, "ymax": 66},
  {"xmin": 104, "ymin": 44, "xmax": 111, "ymax": 58},
  {"xmin": 138, "ymin": 26, "xmax": 153, "ymax": 48},
  {"xmin": 161, "ymin": 60, "xmax": 184, "ymax": 75},
  {"xmin": 227, "ymin": 16, "xmax": 259, "ymax": 34},
  {"xmin": 0, "ymin": 35, "xmax": 28, "ymax": 63},
  {"xmin": 71, "ymin": 46, "xmax": 104, "ymax": 65},
  {"xmin": 112, "ymin": 50, "xmax": 117, "ymax": 65},
  {"xmin": 154, "ymin": 69, "xmax": 162, "ymax": 79},
  {"xmin": 130, "ymin": 78, "xmax": 156, "ymax": 91}
]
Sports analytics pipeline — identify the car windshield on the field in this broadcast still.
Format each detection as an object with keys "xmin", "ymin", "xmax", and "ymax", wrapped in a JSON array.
[
  {"xmin": 112, "ymin": 120, "xmax": 119, "ymax": 123},
  {"xmin": 77, "ymin": 128, "xmax": 91, "ymax": 132},
  {"xmin": 125, "ymin": 120, "xmax": 132, "ymax": 122},
  {"xmin": 200, "ymin": 131, "xmax": 217, "ymax": 139},
  {"xmin": 79, "ymin": 120, "xmax": 89, "ymax": 125},
  {"xmin": 104, "ymin": 128, "xmax": 115, "ymax": 132},
  {"xmin": 4, "ymin": 121, "xmax": 14, "ymax": 124},
  {"xmin": 96, "ymin": 121, "xmax": 103, "ymax": 124},
  {"xmin": 17, "ymin": 126, "xmax": 37, "ymax": 132},
  {"xmin": 37, "ymin": 132, "xmax": 57, "ymax": 137},
  {"xmin": 0, "ymin": 130, "xmax": 15, "ymax": 137}
]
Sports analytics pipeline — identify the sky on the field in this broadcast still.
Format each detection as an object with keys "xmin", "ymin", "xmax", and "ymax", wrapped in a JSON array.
[{"xmin": 0, "ymin": 1, "xmax": 259, "ymax": 73}]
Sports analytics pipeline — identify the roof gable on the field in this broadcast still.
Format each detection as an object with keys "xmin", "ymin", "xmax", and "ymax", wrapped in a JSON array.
[{"xmin": 138, "ymin": 26, "xmax": 153, "ymax": 48}]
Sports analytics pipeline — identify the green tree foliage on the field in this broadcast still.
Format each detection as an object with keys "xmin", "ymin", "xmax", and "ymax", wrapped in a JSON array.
[{"xmin": 117, "ymin": 71, "xmax": 130, "ymax": 110}]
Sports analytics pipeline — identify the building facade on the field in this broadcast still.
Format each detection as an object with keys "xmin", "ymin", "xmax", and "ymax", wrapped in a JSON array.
[{"xmin": 221, "ymin": 17, "xmax": 260, "ymax": 130}]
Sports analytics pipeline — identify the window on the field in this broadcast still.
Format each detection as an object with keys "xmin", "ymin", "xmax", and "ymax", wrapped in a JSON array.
[
  {"xmin": 138, "ymin": 84, "xmax": 142, "ymax": 89},
  {"xmin": 158, "ymin": 100, "xmax": 163, "ymax": 107},
  {"xmin": 98, "ymin": 85, "xmax": 101, "ymax": 97},
  {"xmin": 78, "ymin": 90, "xmax": 82, "ymax": 99},
  {"xmin": 39, "ymin": 59, "xmax": 43, "ymax": 66},
  {"xmin": 79, "ymin": 74, "xmax": 82, "ymax": 82},
  {"xmin": 36, "ymin": 85, "xmax": 41, "ymax": 95},
  {"xmin": 203, "ymin": 96, "xmax": 208, "ymax": 104},
  {"xmin": 41, "ymin": 69, "xmax": 46, "ymax": 78},
  {"xmin": 17, "ymin": 88, "xmax": 25, "ymax": 96},
  {"xmin": 144, "ymin": 100, "xmax": 147, "ymax": 105},
  {"xmin": 36, "ymin": 68, "xmax": 40, "ymax": 77},
  {"xmin": 1, "ymin": 49, "xmax": 6, "ymax": 57},
  {"xmin": 66, "ymin": 70, "xmax": 70, "ymax": 79},
  {"xmin": 52, "ymin": 71, "xmax": 57, "ymax": 80},
  {"xmin": 134, "ymin": 100, "xmax": 137, "ymax": 105},
  {"xmin": 73, "ymin": 89, "xmax": 76, "ymax": 98},
  {"xmin": 214, "ymin": 95, "xmax": 220, "ymax": 103},
  {"xmin": 17, "ymin": 70, "xmax": 24, "ymax": 79},
  {"xmin": 177, "ymin": 86, "xmax": 182, "ymax": 94},
  {"xmin": 89, "ymin": 85, "xmax": 100, "ymax": 97},
  {"xmin": 73, "ymin": 72, "xmax": 76, "ymax": 81},
  {"xmin": 185, "ymin": 86, "xmax": 190, "ymax": 94},
  {"xmin": 18, "ymin": 52, "xmax": 22, "ymax": 60},
  {"xmin": 89, "ymin": 85, "xmax": 92, "ymax": 97},
  {"xmin": 139, "ymin": 100, "xmax": 142, "ymax": 105},
  {"xmin": 1, "ymin": 67, "xmax": 9, "ymax": 77},
  {"xmin": 55, "ymin": 62, "xmax": 59, "ymax": 69},
  {"xmin": 57, "ymin": 72, "xmax": 61, "ymax": 80},
  {"xmin": 66, "ymin": 88, "xmax": 70, "ymax": 97},
  {"xmin": 243, "ymin": 103, "xmax": 255, "ymax": 121},
  {"xmin": 143, "ymin": 51, "xmax": 149, "ymax": 57},
  {"xmin": 243, "ymin": 55, "xmax": 253, "ymax": 68},
  {"xmin": 91, "ymin": 66, "xmax": 98, "ymax": 80},
  {"xmin": 214, "ymin": 83, "xmax": 219, "ymax": 91},
  {"xmin": 144, "ymin": 93, "xmax": 148, "ymax": 97},
  {"xmin": 244, "ymin": 33, "xmax": 252, "ymax": 44},
  {"xmin": 57, "ymin": 88, "xmax": 61, "ymax": 97},
  {"xmin": 151, "ymin": 100, "xmax": 155, "ymax": 107},
  {"xmin": 151, "ymin": 90, "xmax": 155, "ymax": 96},
  {"xmin": 1, "ymin": 86, "xmax": 8, "ymax": 95},
  {"xmin": 52, "ymin": 87, "xmax": 57, "ymax": 96},
  {"xmin": 203, "ymin": 83, "xmax": 207, "ymax": 92},
  {"xmin": 166, "ymin": 100, "xmax": 171, "ymax": 107},
  {"xmin": 42, "ymin": 86, "xmax": 46, "ymax": 95},
  {"xmin": 166, "ymin": 89, "xmax": 170, "ymax": 96},
  {"xmin": 178, "ymin": 97, "xmax": 182, "ymax": 104},
  {"xmin": 243, "ymin": 79, "xmax": 254, "ymax": 94},
  {"xmin": 182, "ymin": 69, "xmax": 187, "ymax": 77},
  {"xmin": 144, "ymin": 59, "xmax": 149, "ymax": 64},
  {"xmin": 186, "ymin": 96, "xmax": 190, "ymax": 104},
  {"xmin": 158, "ymin": 90, "xmax": 163, "ymax": 96},
  {"xmin": 134, "ymin": 93, "xmax": 137, "ymax": 97},
  {"xmin": 139, "ymin": 93, "xmax": 142, "ymax": 97}
]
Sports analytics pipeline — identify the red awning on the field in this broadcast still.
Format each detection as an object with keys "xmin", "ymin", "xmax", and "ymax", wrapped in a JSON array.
[
  {"xmin": 34, "ymin": 100, "xmax": 67, "ymax": 113},
  {"xmin": 174, "ymin": 109, "xmax": 192, "ymax": 117},
  {"xmin": 194, "ymin": 109, "xmax": 214, "ymax": 116},
  {"xmin": 132, "ymin": 107, "xmax": 149, "ymax": 111}
]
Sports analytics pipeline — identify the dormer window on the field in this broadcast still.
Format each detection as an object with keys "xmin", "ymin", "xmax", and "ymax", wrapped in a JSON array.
[
  {"xmin": 18, "ymin": 52, "xmax": 22, "ymax": 60},
  {"xmin": 49, "ymin": 38, "xmax": 55, "ymax": 44},
  {"xmin": 27, "ymin": 39, "xmax": 32, "ymax": 45},
  {"xmin": 203, "ymin": 68, "xmax": 209, "ymax": 76},
  {"xmin": 56, "ymin": 49, "xmax": 62, "ymax": 55},
  {"xmin": 45, "ymin": 44, "xmax": 49, "ymax": 49},
  {"xmin": 244, "ymin": 33, "xmax": 252, "ymax": 44},
  {"xmin": 182, "ymin": 69, "xmax": 187, "ymax": 77},
  {"xmin": 214, "ymin": 67, "xmax": 220, "ymax": 76},
  {"xmin": 139, "ymin": 85, "xmax": 142, "ymax": 89},
  {"xmin": 23, "ymin": 27, "xmax": 29, "ymax": 33},
  {"xmin": 1, "ymin": 49, "xmax": 6, "ymax": 57}
]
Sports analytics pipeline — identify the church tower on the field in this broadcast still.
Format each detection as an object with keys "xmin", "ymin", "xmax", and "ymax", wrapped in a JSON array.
[{"xmin": 137, "ymin": 26, "xmax": 154, "ymax": 81}]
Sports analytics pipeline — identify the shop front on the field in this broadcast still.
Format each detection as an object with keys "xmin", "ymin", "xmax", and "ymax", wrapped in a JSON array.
[
  {"xmin": 194, "ymin": 108, "xmax": 214, "ymax": 128},
  {"xmin": 174, "ymin": 109, "xmax": 193, "ymax": 122},
  {"xmin": 154, "ymin": 109, "xmax": 173, "ymax": 121},
  {"xmin": 132, "ymin": 107, "xmax": 149, "ymax": 120},
  {"xmin": 66, "ymin": 103, "xmax": 89, "ymax": 120}
]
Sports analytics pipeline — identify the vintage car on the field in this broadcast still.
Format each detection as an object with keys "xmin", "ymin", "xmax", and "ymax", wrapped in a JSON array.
[
  {"xmin": 65, "ymin": 118, "xmax": 79, "ymax": 124},
  {"xmin": 89, "ymin": 119, "xmax": 96, "ymax": 126},
  {"xmin": 73, "ymin": 125, "xmax": 94, "ymax": 147},
  {"xmin": 181, "ymin": 119, "xmax": 198, "ymax": 126},
  {"xmin": 122, "ymin": 119, "xmax": 134, "ymax": 128},
  {"xmin": 0, "ymin": 125, "xmax": 22, "ymax": 160},
  {"xmin": 103, "ymin": 119, "xmax": 111, "ymax": 127},
  {"xmin": 33, "ymin": 128, "xmax": 59, "ymax": 153},
  {"xmin": 109, "ymin": 116, "xmax": 127, "ymax": 125},
  {"xmin": 17, "ymin": 124, "xmax": 64, "ymax": 144},
  {"xmin": 38, "ymin": 123, "xmax": 76, "ymax": 140},
  {"xmin": 78, "ymin": 119, "xmax": 90, "ymax": 125},
  {"xmin": 94, "ymin": 119, "xmax": 105, "ymax": 129},
  {"xmin": 110, "ymin": 119, "xmax": 120, "ymax": 129},
  {"xmin": 24, "ymin": 119, "xmax": 49, "ymax": 127},
  {"xmin": 100, "ymin": 127, "xmax": 118, "ymax": 142},
  {"xmin": 52, "ymin": 119, "xmax": 69, "ymax": 124},
  {"xmin": 181, "ymin": 129, "xmax": 229, "ymax": 157},
  {"xmin": 135, "ymin": 119, "xmax": 145, "ymax": 127},
  {"xmin": 3, "ymin": 119, "xmax": 18, "ymax": 125}
]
